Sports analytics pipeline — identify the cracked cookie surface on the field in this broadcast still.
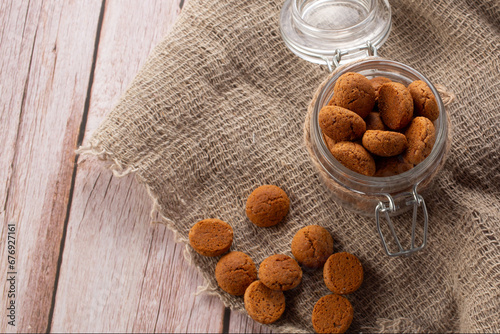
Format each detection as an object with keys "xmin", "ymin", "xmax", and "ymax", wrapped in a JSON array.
[
  {"xmin": 378, "ymin": 82, "xmax": 414, "ymax": 130},
  {"xmin": 323, "ymin": 252, "xmax": 363, "ymax": 294},
  {"xmin": 245, "ymin": 185, "xmax": 290, "ymax": 227},
  {"xmin": 215, "ymin": 251, "xmax": 257, "ymax": 295},
  {"xmin": 403, "ymin": 117, "xmax": 436, "ymax": 164},
  {"xmin": 319, "ymin": 106, "xmax": 366, "ymax": 142},
  {"xmin": 189, "ymin": 218, "xmax": 233, "ymax": 256},
  {"xmin": 312, "ymin": 294, "xmax": 354, "ymax": 334},
  {"xmin": 362, "ymin": 130, "xmax": 408, "ymax": 157},
  {"xmin": 329, "ymin": 72, "xmax": 376, "ymax": 119},
  {"xmin": 244, "ymin": 280, "xmax": 285, "ymax": 324},
  {"xmin": 259, "ymin": 254, "xmax": 302, "ymax": 291},
  {"xmin": 291, "ymin": 225, "xmax": 333, "ymax": 268},
  {"xmin": 408, "ymin": 80, "xmax": 439, "ymax": 121},
  {"xmin": 329, "ymin": 142, "xmax": 376, "ymax": 176}
]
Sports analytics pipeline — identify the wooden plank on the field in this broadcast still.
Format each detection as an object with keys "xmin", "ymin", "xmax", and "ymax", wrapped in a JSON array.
[
  {"xmin": 0, "ymin": 0, "xmax": 104, "ymax": 332},
  {"xmin": 229, "ymin": 310, "xmax": 274, "ymax": 334},
  {"xmin": 51, "ymin": 0, "xmax": 225, "ymax": 332}
]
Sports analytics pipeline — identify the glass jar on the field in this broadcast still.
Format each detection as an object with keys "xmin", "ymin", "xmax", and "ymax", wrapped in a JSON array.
[
  {"xmin": 280, "ymin": 0, "xmax": 392, "ymax": 70},
  {"xmin": 280, "ymin": 0, "xmax": 452, "ymax": 256}
]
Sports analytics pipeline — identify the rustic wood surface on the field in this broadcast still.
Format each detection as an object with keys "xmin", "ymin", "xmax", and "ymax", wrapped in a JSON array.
[{"xmin": 0, "ymin": 0, "xmax": 273, "ymax": 333}]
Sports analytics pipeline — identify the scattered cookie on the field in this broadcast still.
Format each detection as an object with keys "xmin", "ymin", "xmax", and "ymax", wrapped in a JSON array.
[
  {"xmin": 329, "ymin": 72, "xmax": 376, "ymax": 119},
  {"xmin": 408, "ymin": 80, "xmax": 439, "ymax": 121},
  {"xmin": 370, "ymin": 76, "xmax": 392, "ymax": 101},
  {"xmin": 319, "ymin": 106, "xmax": 366, "ymax": 142},
  {"xmin": 323, "ymin": 252, "xmax": 363, "ymax": 294},
  {"xmin": 246, "ymin": 185, "xmax": 290, "ymax": 227},
  {"xmin": 403, "ymin": 117, "xmax": 436, "ymax": 164},
  {"xmin": 312, "ymin": 294, "xmax": 354, "ymax": 334},
  {"xmin": 365, "ymin": 112, "xmax": 386, "ymax": 131},
  {"xmin": 259, "ymin": 254, "xmax": 302, "ymax": 291},
  {"xmin": 329, "ymin": 142, "xmax": 376, "ymax": 176},
  {"xmin": 378, "ymin": 82, "xmax": 414, "ymax": 130},
  {"xmin": 244, "ymin": 280, "xmax": 286, "ymax": 324},
  {"xmin": 189, "ymin": 218, "xmax": 233, "ymax": 257},
  {"xmin": 215, "ymin": 251, "xmax": 257, "ymax": 296},
  {"xmin": 362, "ymin": 130, "xmax": 408, "ymax": 157},
  {"xmin": 374, "ymin": 156, "xmax": 414, "ymax": 177},
  {"xmin": 291, "ymin": 225, "xmax": 333, "ymax": 268}
]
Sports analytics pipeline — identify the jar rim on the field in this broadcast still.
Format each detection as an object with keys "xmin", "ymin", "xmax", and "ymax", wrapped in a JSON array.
[
  {"xmin": 311, "ymin": 59, "xmax": 449, "ymax": 194},
  {"xmin": 291, "ymin": 0, "xmax": 376, "ymax": 35}
]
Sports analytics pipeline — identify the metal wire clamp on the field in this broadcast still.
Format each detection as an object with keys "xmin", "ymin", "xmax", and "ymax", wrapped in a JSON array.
[
  {"xmin": 323, "ymin": 42, "xmax": 378, "ymax": 72},
  {"xmin": 375, "ymin": 184, "xmax": 429, "ymax": 257}
]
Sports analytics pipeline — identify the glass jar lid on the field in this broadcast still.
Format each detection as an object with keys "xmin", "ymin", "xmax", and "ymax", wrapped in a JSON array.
[{"xmin": 280, "ymin": 0, "xmax": 392, "ymax": 70}]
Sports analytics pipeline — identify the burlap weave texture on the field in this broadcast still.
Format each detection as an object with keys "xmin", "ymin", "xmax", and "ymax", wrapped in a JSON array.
[{"xmin": 82, "ymin": 0, "xmax": 500, "ymax": 332}]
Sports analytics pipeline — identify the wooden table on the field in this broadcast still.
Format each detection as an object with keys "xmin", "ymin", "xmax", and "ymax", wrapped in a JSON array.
[{"xmin": 0, "ymin": 1, "xmax": 271, "ymax": 332}]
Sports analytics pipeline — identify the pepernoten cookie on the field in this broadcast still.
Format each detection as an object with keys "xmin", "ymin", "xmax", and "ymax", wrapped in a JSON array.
[
  {"xmin": 323, "ymin": 252, "xmax": 363, "ymax": 294},
  {"xmin": 329, "ymin": 142, "xmax": 376, "ymax": 176},
  {"xmin": 312, "ymin": 294, "xmax": 354, "ymax": 334},
  {"xmin": 215, "ymin": 251, "xmax": 257, "ymax": 296},
  {"xmin": 259, "ymin": 254, "xmax": 302, "ymax": 291},
  {"xmin": 246, "ymin": 185, "xmax": 290, "ymax": 227},
  {"xmin": 319, "ymin": 106, "xmax": 366, "ymax": 142},
  {"xmin": 364, "ymin": 112, "xmax": 386, "ymax": 131},
  {"xmin": 291, "ymin": 225, "xmax": 333, "ymax": 268},
  {"xmin": 408, "ymin": 80, "xmax": 439, "ymax": 121},
  {"xmin": 244, "ymin": 280, "xmax": 285, "ymax": 324},
  {"xmin": 370, "ymin": 76, "xmax": 392, "ymax": 101},
  {"xmin": 329, "ymin": 72, "xmax": 376, "ymax": 119},
  {"xmin": 189, "ymin": 218, "xmax": 233, "ymax": 256},
  {"xmin": 362, "ymin": 130, "xmax": 408, "ymax": 157},
  {"xmin": 378, "ymin": 82, "xmax": 414, "ymax": 130},
  {"xmin": 375, "ymin": 156, "xmax": 414, "ymax": 177},
  {"xmin": 403, "ymin": 117, "xmax": 436, "ymax": 164}
]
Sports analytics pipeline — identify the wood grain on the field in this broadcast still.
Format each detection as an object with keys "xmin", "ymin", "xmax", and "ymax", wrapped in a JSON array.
[
  {"xmin": 51, "ymin": 0, "xmax": 225, "ymax": 332},
  {"xmin": 0, "ymin": 0, "xmax": 103, "ymax": 332},
  {"xmin": 229, "ymin": 310, "xmax": 273, "ymax": 334}
]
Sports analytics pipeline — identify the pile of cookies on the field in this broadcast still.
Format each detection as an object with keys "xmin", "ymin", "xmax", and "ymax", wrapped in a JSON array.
[
  {"xmin": 188, "ymin": 185, "xmax": 363, "ymax": 333},
  {"xmin": 319, "ymin": 72, "xmax": 439, "ymax": 177}
]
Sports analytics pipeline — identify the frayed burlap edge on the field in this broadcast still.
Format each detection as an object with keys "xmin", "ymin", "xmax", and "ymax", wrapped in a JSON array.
[{"xmin": 75, "ymin": 142, "xmax": 312, "ymax": 333}]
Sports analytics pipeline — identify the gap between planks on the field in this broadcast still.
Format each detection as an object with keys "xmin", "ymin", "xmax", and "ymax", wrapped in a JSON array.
[{"xmin": 45, "ymin": 0, "xmax": 107, "ymax": 332}]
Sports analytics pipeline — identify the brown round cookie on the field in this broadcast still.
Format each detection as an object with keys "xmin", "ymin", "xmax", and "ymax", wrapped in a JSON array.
[
  {"xmin": 259, "ymin": 254, "xmax": 302, "ymax": 291},
  {"xmin": 323, "ymin": 252, "xmax": 363, "ymax": 294},
  {"xmin": 291, "ymin": 225, "xmax": 334, "ymax": 268},
  {"xmin": 319, "ymin": 106, "xmax": 366, "ymax": 142},
  {"xmin": 370, "ymin": 76, "xmax": 392, "ymax": 101},
  {"xmin": 312, "ymin": 294, "xmax": 354, "ymax": 334},
  {"xmin": 365, "ymin": 112, "xmax": 386, "ymax": 131},
  {"xmin": 189, "ymin": 219, "xmax": 233, "ymax": 257},
  {"xmin": 362, "ymin": 130, "xmax": 408, "ymax": 157},
  {"xmin": 403, "ymin": 117, "xmax": 436, "ymax": 164},
  {"xmin": 215, "ymin": 251, "xmax": 257, "ymax": 296},
  {"xmin": 378, "ymin": 82, "xmax": 414, "ymax": 130},
  {"xmin": 329, "ymin": 142, "xmax": 376, "ymax": 176},
  {"xmin": 331, "ymin": 72, "xmax": 376, "ymax": 119},
  {"xmin": 408, "ymin": 80, "xmax": 439, "ymax": 121},
  {"xmin": 374, "ymin": 156, "xmax": 414, "ymax": 177},
  {"xmin": 244, "ymin": 280, "xmax": 285, "ymax": 324},
  {"xmin": 246, "ymin": 185, "xmax": 290, "ymax": 227}
]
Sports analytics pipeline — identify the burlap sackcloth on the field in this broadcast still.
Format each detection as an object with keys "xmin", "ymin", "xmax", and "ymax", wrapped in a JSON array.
[{"xmin": 79, "ymin": 0, "xmax": 500, "ymax": 332}]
